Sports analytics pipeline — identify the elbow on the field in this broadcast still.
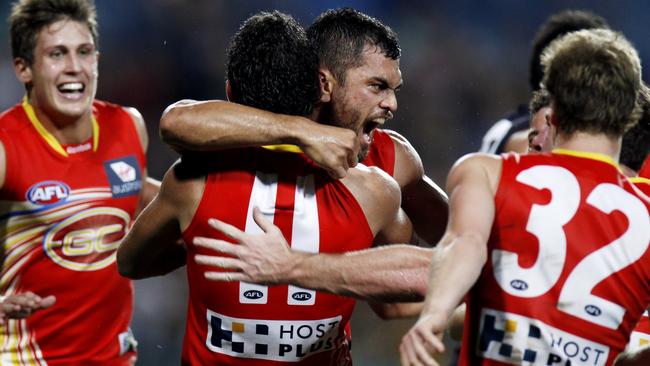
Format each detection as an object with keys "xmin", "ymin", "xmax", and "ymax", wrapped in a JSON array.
[{"xmin": 159, "ymin": 106, "xmax": 182, "ymax": 146}]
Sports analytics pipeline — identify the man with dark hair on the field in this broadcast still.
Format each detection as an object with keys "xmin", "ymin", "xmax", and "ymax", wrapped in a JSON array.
[
  {"xmin": 117, "ymin": 11, "xmax": 411, "ymax": 364},
  {"xmin": 160, "ymin": 7, "xmax": 448, "ymax": 249},
  {"xmin": 0, "ymin": 0, "xmax": 159, "ymax": 364},
  {"xmin": 401, "ymin": 28, "xmax": 650, "ymax": 366},
  {"xmin": 479, "ymin": 9, "xmax": 609, "ymax": 154}
]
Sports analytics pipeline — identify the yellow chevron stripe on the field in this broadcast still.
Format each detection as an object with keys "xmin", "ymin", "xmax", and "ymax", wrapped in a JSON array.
[{"xmin": 22, "ymin": 96, "xmax": 99, "ymax": 157}]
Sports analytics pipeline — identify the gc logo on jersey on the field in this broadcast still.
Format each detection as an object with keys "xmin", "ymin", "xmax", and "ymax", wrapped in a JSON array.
[
  {"xmin": 26, "ymin": 180, "xmax": 70, "ymax": 205},
  {"xmin": 477, "ymin": 308, "xmax": 609, "ymax": 365},
  {"xmin": 206, "ymin": 310, "xmax": 341, "ymax": 362},
  {"xmin": 43, "ymin": 207, "xmax": 130, "ymax": 271},
  {"xmin": 103, "ymin": 156, "xmax": 142, "ymax": 198}
]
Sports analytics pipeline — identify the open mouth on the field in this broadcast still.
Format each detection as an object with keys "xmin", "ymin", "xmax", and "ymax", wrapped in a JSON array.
[
  {"xmin": 363, "ymin": 120, "xmax": 381, "ymax": 135},
  {"xmin": 57, "ymin": 82, "xmax": 85, "ymax": 96}
]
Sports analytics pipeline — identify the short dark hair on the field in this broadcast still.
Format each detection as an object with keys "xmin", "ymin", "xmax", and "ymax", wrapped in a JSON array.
[
  {"xmin": 529, "ymin": 88, "xmax": 551, "ymax": 116},
  {"xmin": 9, "ymin": 0, "xmax": 98, "ymax": 65},
  {"xmin": 307, "ymin": 7, "xmax": 400, "ymax": 83},
  {"xmin": 529, "ymin": 10, "xmax": 608, "ymax": 91},
  {"xmin": 226, "ymin": 11, "xmax": 319, "ymax": 117},
  {"xmin": 542, "ymin": 29, "xmax": 642, "ymax": 137},
  {"xmin": 621, "ymin": 89, "xmax": 650, "ymax": 172}
]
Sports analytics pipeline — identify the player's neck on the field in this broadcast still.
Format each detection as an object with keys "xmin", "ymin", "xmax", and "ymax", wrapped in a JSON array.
[
  {"xmin": 554, "ymin": 131, "xmax": 621, "ymax": 162},
  {"xmin": 30, "ymin": 104, "xmax": 93, "ymax": 145}
]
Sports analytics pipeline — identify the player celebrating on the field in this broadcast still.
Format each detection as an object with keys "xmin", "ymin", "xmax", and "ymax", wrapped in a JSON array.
[
  {"xmin": 0, "ymin": 0, "xmax": 158, "ymax": 364},
  {"xmin": 400, "ymin": 28, "xmax": 650, "ymax": 366},
  {"xmin": 117, "ymin": 11, "xmax": 411, "ymax": 365}
]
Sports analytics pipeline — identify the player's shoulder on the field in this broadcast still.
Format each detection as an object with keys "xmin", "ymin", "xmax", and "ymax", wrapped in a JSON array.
[
  {"xmin": 448, "ymin": 152, "xmax": 503, "ymax": 192},
  {"xmin": 349, "ymin": 163, "xmax": 401, "ymax": 207},
  {"xmin": 380, "ymin": 129, "xmax": 424, "ymax": 185},
  {"xmin": 479, "ymin": 104, "xmax": 530, "ymax": 154}
]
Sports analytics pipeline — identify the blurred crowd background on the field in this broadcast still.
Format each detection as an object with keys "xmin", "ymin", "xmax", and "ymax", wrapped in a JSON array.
[{"xmin": 1, "ymin": 1, "xmax": 649, "ymax": 365}]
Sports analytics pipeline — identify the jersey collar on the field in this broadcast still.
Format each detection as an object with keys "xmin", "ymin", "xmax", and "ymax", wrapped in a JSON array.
[
  {"xmin": 22, "ymin": 96, "xmax": 99, "ymax": 157},
  {"xmin": 552, "ymin": 148, "xmax": 619, "ymax": 170},
  {"xmin": 261, "ymin": 144, "xmax": 303, "ymax": 153}
]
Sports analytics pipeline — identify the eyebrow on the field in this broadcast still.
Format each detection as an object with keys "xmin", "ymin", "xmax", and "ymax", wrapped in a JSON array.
[{"xmin": 371, "ymin": 76, "xmax": 403, "ymax": 90}]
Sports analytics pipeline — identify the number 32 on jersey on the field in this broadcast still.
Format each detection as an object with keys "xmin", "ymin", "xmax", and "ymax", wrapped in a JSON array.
[{"xmin": 493, "ymin": 165, "xmax": 650, "ymax": 329}]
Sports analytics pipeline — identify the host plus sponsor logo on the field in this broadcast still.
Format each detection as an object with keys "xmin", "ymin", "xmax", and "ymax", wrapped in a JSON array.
[
  {"xmin": 206, "ymin": 310, "xmax": 342, "ymax": 362},
  {"xmin": 477, "ymin": 308, "xmax": 609, "ymax": 365}
]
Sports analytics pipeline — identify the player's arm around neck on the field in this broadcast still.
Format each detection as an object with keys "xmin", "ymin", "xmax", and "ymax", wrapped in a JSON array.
[
  {"xmin": 117, "ymin": 160, "xmax": 202, "ymax": 279},
  {"xmin": 387, "ymin": 130, "xmax": 449, "ymax": 245},
  {"xmin": 159, "ymin": 99, "xmax": 359, "ymax": 178}
]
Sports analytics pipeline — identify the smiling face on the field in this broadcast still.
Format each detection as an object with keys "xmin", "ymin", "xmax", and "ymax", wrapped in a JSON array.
[
  {"xmin": 15, "ymin": 19, "xmax": 98, "ymax": 126},
  {"xmin": 328, "ymin": 46, "xmax": 402, "ymax": 161}
]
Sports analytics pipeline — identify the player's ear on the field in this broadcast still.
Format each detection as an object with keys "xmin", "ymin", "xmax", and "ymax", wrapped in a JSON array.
[
  {"xmin": 14, "ymin": 57, "xmax": 32, "ymax": 85},
  {"xmin": 318, "ymin": 68, "xmax": 334, "ymax": 103},
  {"xmin": 225, "ymin": 79, "xmax": 232, "ymax": 101}
]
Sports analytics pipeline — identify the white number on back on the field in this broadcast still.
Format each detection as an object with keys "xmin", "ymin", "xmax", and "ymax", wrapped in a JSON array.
[{"xmin": 493, "ymin": 166, "xmax": 650, "ymax": 329}]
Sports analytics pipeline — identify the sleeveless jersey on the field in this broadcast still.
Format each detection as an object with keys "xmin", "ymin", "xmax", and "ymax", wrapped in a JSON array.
[
  {"xmin": 363, "ymin": 129, "xmax": 395, "ymax": 176},
  {"xmin": 181, "ymin": 147, "xmax": 374, "ymax": 365},
  {"xmin": 0, "ymin": 99, "xmax": 145, "ymax": 365},
  {"xmin": 459, "ymin": 150, "xmax": 650, "ymax": 366}
]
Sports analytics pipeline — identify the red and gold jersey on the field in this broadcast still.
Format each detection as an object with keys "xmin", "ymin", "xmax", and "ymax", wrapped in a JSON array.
[
  {"xmin": 460, "ymin": 149, "xmax": 650, "ymax": 366},
  {"xmin": 0, "ymin": 99, "xmax": 145, "ymax": 365},
  {"xmin": 363, "ymin": 129, "xmax": 395, "ymax": 176},
  {"xmin": 181, "ymin": 147, "xmax": 373, "ymax": 365}
]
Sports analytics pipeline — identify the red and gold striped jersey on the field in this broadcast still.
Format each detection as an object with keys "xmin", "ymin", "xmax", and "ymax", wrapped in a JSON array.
[
  {"xmin": 460, "ymin": 150, "xmax": 650, "ymax": 366},
  {"xmin": 0, "ymin": 99, "xmax": 145, "ymax": 365}
]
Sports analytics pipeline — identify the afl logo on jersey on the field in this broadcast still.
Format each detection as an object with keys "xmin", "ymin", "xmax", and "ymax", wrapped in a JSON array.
[
  {"xmin": 291, "ymin": 292, "xmax": 312, "ymax": 301},
  {"xmin": 43, "ymin": 207, "xmax": 130, "ymax": 271},
  {"xmin": 243, "ymin": 290, "xmax": 264, "ymax": 300},
  {"xmin": 509, "ymin": 279, "xmax": 529, "ymax": 291},
  {"xmin": 26, "ymin": 180, "xmax": 70, "ymax": 205}
]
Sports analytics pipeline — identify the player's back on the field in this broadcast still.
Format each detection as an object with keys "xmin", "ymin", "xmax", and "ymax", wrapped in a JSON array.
[
  {"xmin": 461, "ymin": 150, "xmax": 650, "ymax": 366},
  {"xmin": 180, "ymin": 147, "xmax": 393, "ymax": 365}
]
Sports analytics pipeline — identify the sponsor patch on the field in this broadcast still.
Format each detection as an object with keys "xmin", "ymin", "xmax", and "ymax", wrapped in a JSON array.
[
  {"xmin": 477, "ymin": 308, "xmax": 609, "ymax": 365},
  {"xmin": 206, "ymin": 310, "xmax": 342, "ymax": 362},
  {"xmin": 26, "ymin": 180, "xmax": 70, "ymax": 205},
  {"xmin": 103, "ymin": 156, "xmax": 142, "ymax": 198}
]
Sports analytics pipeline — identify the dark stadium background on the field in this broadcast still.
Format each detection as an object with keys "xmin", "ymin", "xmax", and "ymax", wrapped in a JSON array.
[{"xmin": 1, "ymin": 1, "xmax": 648, "ymax": 365}]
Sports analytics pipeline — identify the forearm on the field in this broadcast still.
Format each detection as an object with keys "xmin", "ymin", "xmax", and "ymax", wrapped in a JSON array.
[
  {"xmin": 420, "ymin": 235, "xmax": 487, "ymax": 319},
  {"xmin": 285, "ymin": 245, "xmax": 431, "ymax": 302},
  {"xmin": 159, "ymin": 100, "xmax": 309, "ymax": 152}
]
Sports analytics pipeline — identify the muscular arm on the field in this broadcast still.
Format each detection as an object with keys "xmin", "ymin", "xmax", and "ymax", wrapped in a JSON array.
[
  {"xmin": 400, "ymin": 153, "xmax": 500, "ymax": 364},
  {"xmin": 387, "ymin": 130, "xmax": 448, "ymax": 245},
  {"xmin": 195, "ymin": 215, "xmax": 431, "ymax": 302},
  {"xmin": 194, "ymin": 168, "xmax": 431, "ymax": 302},
  {"xmin": 117, "ymin": 162, "xmax": 201, "ymax": 279},
  {"xmin": 159, "ymin": 100, "xmax": 358, "ymax": 178}
]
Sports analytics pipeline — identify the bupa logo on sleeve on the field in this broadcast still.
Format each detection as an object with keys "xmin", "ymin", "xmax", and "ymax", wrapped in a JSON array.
[
  {"xmin": 26, "ymin": 180, "xmax": 70, "ymax": 205},
  {"xmin": 103, "ymin": 156, "xmax": 142, "ymax": 198}
]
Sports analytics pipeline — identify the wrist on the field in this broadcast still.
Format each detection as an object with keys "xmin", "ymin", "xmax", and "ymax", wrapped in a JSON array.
[{"xmin": 283, "ymin": 116, "xmax": 312, "ymax": 147}]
